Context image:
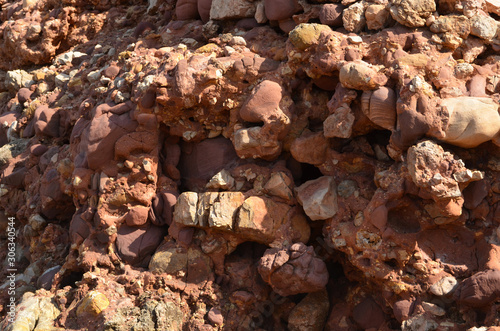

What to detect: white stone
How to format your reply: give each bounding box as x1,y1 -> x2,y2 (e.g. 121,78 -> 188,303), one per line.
470,15 -> 498,40
210,0 -> 257,20
296,176 -> 338,221
429,276 -> 458,296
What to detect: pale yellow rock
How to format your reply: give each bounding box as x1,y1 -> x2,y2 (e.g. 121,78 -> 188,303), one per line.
435,97 -> 500,148
173,192 -> 199,226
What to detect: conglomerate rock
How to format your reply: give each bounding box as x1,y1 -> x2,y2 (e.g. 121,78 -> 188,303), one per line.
0,0 -> 500,330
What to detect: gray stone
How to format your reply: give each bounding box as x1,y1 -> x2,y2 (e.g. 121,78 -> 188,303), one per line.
429,276 -> 458,296
210,0 -> 256,20
5,70 -> 33,91
470,15 -> 497,40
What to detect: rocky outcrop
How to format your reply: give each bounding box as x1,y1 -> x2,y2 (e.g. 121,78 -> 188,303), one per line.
1,0 -> 500,330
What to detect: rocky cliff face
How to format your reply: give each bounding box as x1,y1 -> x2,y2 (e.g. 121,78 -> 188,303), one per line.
0,0 -> 500,330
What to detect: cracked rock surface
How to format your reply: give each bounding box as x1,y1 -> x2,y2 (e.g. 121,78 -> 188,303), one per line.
1,0 -> 500,330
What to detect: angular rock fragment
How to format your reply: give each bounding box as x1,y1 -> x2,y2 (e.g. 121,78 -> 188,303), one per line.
258,243 -> 329,296
296,176 -> 338,221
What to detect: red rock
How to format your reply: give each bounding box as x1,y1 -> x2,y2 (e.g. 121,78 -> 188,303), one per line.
116,224 -> 166,267
352,298 -> 385,329
258,243 -> 329,296
179,137 -> 239,191
264,0 -> 300,21
176,0 -> 200,20
198,0 -> 212,22
103,65 -> 120,79
34,105 -> 60,138
17,87 -> 32,104
456,270 -> 500,307
319,4 -> 344,27
207,307 -> 223,325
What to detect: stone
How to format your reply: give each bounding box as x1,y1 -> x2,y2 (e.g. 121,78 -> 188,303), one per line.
353,298 -> 385,329
470,15 -> 497,40
390,0 -> 435,27
486,0 -> 500,15
149,242 -> 189,275
207,307 -> 224,325
55,73 -> 70,87
319,4 -> 344,27
432,97 -> 500,148
430,15 -> 470,39
115,224 -> 166,267
263,172 -> 294,200
296,176 -> 338,221
176,0 -> 199,20
365,4 -> 390,30
342,2 -> 366,33
429,276 -> 458,296
210,0 -> 257,20
236,196 -> 297,243
173,192 -> 199,226
288,290 -> 329,331
290,130 -> 328,165
7,294 -> 60,331
206,169 -> 235,190
456,270 -> 500,307
77,291 -> 110,317
422,302 -> 446,316
264,0 -> 299,21
5,70 -> 32,91
339,61 -> 387,90
323,107 -> 355,138
289,23 -> 332,51
258,243 -> 329,296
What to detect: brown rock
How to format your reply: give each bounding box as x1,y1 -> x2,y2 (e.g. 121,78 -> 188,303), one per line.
352,298 -> 385,329
319,4 -> 344,27
258,243 -> 329,296
288,290 -> 330,331
176,0 -> 200,20
264,0 -> 300,21
290,130 -> 328,165
339,61 -> 387,90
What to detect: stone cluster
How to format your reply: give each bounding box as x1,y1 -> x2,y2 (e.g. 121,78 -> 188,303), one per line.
0,0 -> 500,330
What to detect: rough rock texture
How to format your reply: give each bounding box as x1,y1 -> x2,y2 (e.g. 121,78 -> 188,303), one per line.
1,0 -> 500,330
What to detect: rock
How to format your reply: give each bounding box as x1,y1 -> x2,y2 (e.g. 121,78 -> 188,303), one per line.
429,276 -> 458,296
296,176 -> 338,221
210,0 -> 257,20
149,241 -> 188,275
179,137 -> 239,191
0,139 -> 29,167
319,4 -> 344,27
430,15 -> 470,39
198,0 -> 213,22
431,97 -> 500,148
206,169 -> 235,190
422,302 -> 446,316
402,314 -> 438,331
207,307 -> 224,325
55,73 -> 70,87
323,107 -> 355,138
37,266 -> 61,290
361,87 -> 397,130
264,0 -> 300,21
176,0 -> 199,20
353,298 -> 385,329
456,270 -> 500,307
5,70 -> 32,92
339,61 -> 387,90
290,130 -> 328,165
407,140 -> 481,201
342,2 -> 366,33
486,0 -> 500,15
390,0 -> 436,27
7,293 -> 60,331
116,224 -> 166,267
236,196 -> 306,243
76,291 -> 110,316
289,23 -> 332,51
365,4 -> 390,30
393,300 -> 414,322
258,243 -> 329,296
288,290 -> 330,331
469,15 -> 497,40
263,172 -> 294,200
